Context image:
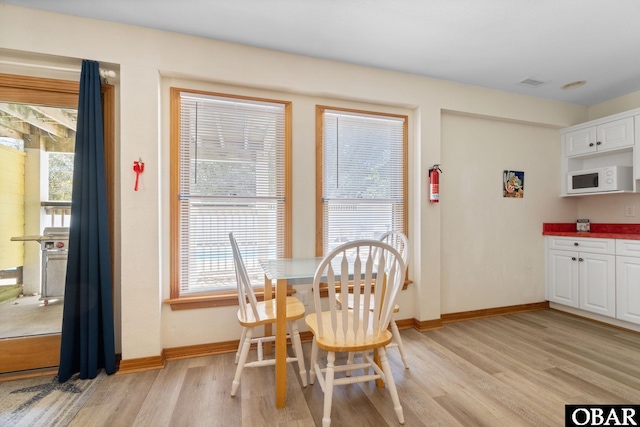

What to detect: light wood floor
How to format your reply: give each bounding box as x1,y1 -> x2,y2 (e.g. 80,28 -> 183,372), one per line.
68,309 -> 640,426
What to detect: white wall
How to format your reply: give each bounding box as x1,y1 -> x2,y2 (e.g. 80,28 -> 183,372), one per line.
589,90 -> 640,121
575,194 -> 640,224
0,4 -> 589,361
440,113 -> 578,313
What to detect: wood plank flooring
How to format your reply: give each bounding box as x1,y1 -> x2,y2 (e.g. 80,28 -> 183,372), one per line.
68,309 -> 640,426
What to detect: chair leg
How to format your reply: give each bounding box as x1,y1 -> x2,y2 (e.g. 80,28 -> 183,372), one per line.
289,320 -> 307,387
231,327 -> 253,397
359,350 -> 371,376
378,346 -> 404,424
322,351 -> 336,427
346,352 -> 355,376
390,317 -> 408,369
309,337 -> 319,385
235,327 -> 247,364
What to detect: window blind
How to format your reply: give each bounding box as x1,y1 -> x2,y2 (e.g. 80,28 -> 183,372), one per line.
321,109 -> 406,255
178,92 -> 286,294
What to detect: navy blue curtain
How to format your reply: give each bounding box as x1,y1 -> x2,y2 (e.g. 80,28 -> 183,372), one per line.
58,60 -> 116,382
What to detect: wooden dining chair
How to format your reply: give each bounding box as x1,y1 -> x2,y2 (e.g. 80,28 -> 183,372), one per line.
306,239 -> 406,427
337,231 -> 410,369
228,232 -> 307,397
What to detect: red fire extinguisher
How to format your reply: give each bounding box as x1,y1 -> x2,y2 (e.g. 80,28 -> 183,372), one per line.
428,164 -> 442,203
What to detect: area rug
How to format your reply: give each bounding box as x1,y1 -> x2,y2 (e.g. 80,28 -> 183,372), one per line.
0,372 -> 105,426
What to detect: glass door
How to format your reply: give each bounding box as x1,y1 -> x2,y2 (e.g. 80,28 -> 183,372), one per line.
0,73 -> 114,375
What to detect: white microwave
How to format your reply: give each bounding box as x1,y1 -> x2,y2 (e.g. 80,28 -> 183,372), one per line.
567,165 -> 633,194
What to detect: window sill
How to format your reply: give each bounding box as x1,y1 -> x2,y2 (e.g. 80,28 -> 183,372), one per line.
165,280 -> 411,310
165,287 -> 297,311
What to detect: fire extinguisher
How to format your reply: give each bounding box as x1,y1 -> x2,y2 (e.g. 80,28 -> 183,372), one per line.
428,164 -> 442,203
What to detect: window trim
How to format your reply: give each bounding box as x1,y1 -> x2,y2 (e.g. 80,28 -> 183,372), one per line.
315,105 -> 409,256
167,87 -> 292,309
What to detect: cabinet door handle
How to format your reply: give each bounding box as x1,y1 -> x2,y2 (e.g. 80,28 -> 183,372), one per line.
572,257 -> 577,261
574,242 -> 579,246
589,143 -> 594,147
579,258 -> 584,262
596,141 -> 602,145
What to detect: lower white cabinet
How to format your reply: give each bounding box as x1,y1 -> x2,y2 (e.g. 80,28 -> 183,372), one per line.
616,240 -> 640,324
578,252 -> 615,317
546,237 -> 616,318
547,249 -> 578,307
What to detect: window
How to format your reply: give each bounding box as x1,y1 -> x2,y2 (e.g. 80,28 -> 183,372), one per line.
316,106 -> 407,256
44,151 -> 74,227
0,101 -> 78,227
48,152 -> 74,201
170,88 -> 291,303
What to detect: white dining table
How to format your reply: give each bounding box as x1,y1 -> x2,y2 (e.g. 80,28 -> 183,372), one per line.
260,257 -> 323,408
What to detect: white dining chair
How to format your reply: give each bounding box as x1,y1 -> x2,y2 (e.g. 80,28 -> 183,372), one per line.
306,239 -> 406,427
376,231 -> 410,368
337,231 -> 410,369
229,232 -> 307,397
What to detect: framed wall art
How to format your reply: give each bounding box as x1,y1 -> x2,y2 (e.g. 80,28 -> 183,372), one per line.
503,170 -> 524,198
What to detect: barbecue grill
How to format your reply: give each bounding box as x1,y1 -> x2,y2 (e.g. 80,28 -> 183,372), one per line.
40,227 -> 69,304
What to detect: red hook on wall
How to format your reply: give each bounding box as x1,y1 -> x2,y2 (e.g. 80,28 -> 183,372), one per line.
133,158 -> 144,191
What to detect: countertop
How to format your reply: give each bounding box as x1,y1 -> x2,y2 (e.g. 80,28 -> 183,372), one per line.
543,223 -> 640,240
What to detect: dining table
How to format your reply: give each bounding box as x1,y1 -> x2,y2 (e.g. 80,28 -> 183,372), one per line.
260,257 -> 323,408
260,255 -> 388,408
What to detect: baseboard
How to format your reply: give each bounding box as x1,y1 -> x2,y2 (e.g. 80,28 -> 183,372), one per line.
117,352 -> 166,375
441,301 -> 549,324
164,341 -> 239,361
393,318 -> 417,330
299,331 -> 314,342
115,302 -> 549,374
165,331 -> 316,361
405,318 -> 443,332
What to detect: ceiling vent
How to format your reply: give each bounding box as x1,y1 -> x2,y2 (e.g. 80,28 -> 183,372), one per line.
517,77 -> 548,88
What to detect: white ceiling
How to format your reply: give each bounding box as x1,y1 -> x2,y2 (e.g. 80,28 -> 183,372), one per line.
4,0 -> 640,106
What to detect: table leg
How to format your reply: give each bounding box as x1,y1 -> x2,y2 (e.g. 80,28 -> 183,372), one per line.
275,277 -> 287,408
374,349 -> 385,387
264,275 -> 273,355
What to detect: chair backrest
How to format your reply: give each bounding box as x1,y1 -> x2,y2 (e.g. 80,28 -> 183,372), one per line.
378,231 -> 410,267
229,232 -> 260,321
311,239 -> 406,342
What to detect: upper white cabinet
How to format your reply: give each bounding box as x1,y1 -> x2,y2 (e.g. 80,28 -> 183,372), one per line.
564,117 -> 634,157
560,108 -> 640,196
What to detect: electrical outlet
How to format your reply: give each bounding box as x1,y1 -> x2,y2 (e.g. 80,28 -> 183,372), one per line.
299,290 -> 309,306
626,205 -> 636,217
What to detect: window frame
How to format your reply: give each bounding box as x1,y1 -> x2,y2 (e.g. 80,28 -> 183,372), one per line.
315,104 -> 408,257
167,87 -> 292,310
